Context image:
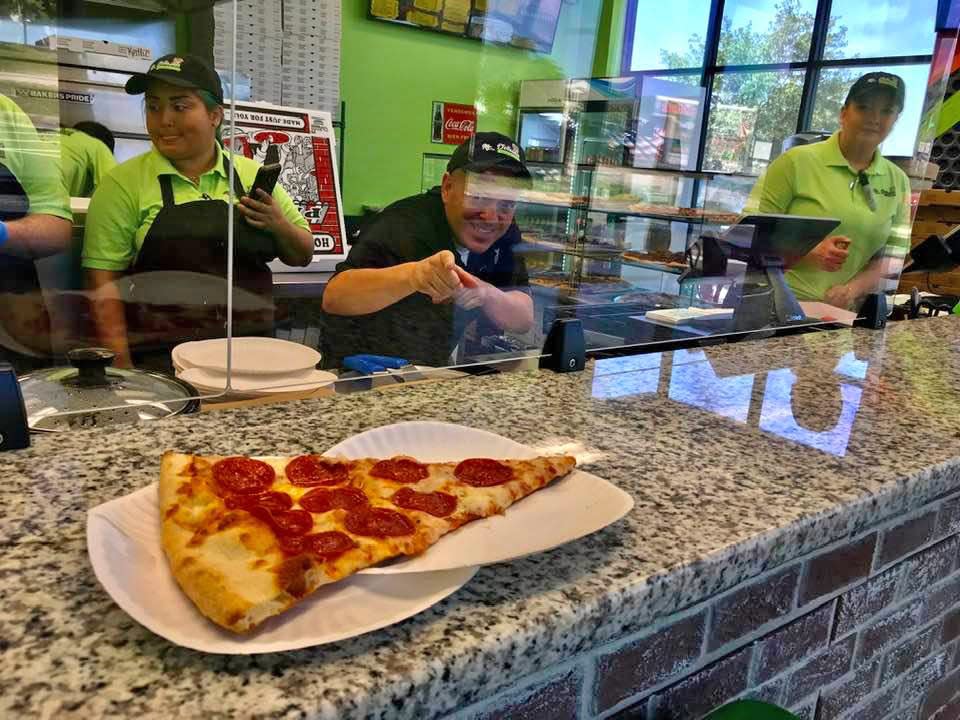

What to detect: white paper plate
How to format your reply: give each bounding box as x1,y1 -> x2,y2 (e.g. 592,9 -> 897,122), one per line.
86,486 -> 477,654
172,337 -> 321,376
324,421 -> 634,575
177,366 -> 337,396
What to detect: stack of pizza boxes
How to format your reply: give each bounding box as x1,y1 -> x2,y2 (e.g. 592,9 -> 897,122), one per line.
213,1 -> 283,105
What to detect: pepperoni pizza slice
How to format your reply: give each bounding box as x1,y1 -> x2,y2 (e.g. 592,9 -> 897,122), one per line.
159,451 -> 576,633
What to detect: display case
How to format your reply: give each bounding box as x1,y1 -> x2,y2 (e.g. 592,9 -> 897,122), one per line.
511,76 -> 761,349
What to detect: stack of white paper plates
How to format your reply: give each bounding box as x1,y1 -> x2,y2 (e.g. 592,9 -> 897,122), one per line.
173,338 -> 333,398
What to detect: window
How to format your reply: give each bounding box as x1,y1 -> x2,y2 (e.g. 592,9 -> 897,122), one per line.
828,0 -> 938,59
705,70 -> 805,174
621,0 -> 938,174
626,0 -> 712,72
718,0 -> 818,65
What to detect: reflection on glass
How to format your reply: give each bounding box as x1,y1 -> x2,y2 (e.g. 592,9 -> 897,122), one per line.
718,0 -> 817,65
628,0 -> 712,72
705,70 -> 806,175
811,64 -> 931,157
759,368 -> 862,457
834,351 -> 868,381
828,0 -> 937,59
590,353 -> 662,399
668,349 -> 754,423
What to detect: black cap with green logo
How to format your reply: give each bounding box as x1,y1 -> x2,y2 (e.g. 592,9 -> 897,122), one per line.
125,53 -> 224,104
447,132 -> 531,179
844,72 -> 905,111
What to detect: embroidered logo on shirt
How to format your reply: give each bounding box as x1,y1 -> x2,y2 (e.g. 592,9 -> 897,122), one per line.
875,186 -> 896,197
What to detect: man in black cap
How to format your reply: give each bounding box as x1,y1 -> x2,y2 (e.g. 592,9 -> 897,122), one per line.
321,131 -> 533,368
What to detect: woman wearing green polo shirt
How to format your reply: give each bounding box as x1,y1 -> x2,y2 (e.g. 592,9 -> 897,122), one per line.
82,54 -> 313,368
747,72 -> 912,311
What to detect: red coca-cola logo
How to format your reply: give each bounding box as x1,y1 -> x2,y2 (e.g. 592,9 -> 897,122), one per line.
435,102 -> 477,145
445,119 -> 475,132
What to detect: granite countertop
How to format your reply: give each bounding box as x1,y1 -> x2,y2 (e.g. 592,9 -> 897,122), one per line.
3,318 -> 960,719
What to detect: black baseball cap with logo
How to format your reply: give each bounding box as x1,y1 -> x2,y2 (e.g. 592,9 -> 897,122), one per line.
447,132 -> 531,180
125,53 -> 224,104
844,72 -> 905,111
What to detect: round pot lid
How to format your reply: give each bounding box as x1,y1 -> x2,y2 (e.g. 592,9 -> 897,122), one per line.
19,348 -> 198,431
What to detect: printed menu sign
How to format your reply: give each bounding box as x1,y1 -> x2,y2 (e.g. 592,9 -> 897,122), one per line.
431,101 -> 477,145
223,102 -> 347,267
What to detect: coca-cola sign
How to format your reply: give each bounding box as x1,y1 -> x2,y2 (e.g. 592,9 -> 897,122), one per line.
431,101 -> 477,145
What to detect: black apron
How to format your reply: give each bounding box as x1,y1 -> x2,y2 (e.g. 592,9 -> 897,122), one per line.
125,160 -> 278,364
0,162 -> 53,371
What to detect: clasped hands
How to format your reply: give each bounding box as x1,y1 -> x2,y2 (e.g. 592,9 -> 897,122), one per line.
410,250 -> 489,309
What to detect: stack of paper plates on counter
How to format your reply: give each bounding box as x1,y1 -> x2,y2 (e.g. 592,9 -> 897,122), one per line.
172,337 -> 335,398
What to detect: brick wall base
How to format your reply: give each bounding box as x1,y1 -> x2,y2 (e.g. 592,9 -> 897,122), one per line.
453,490 -> 960,720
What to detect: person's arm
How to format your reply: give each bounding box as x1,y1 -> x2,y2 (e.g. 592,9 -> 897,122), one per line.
825,174 -> 912,309
236,188 -> 314,266
81,172 -> 139,366
1,214 -> 71,259
454,275 -> 534,333
86,268 -> 133,367
323,250 -> 476,316
0,100 -> 72,257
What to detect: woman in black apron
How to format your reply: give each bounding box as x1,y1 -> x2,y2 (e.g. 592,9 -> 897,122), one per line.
83,55 -> 313,371
122,154 -> 281,370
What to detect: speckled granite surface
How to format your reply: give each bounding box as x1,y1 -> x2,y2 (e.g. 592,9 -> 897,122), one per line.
3,318 -> 960,719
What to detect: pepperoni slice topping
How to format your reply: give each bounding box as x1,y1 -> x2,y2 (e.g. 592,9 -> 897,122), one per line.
454,458 -> 514,487
285,455 -> 352,487
250,507 -> 313,537
370,458 -> 429,484
391,488 -> 457,518
344,507 -> 415,537
280,531 -> 356,559
225,491 -> 293,513
305,531 -> 356,558
299,486 -> 369,513
212,457 -> 275,495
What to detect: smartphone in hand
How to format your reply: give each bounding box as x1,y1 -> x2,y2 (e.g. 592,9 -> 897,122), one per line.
248,162 -> 281,199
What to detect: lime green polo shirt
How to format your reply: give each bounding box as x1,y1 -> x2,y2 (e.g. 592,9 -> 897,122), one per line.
82,145 -> 310,271
746,132 -> 911,301
0,93 -> 71,221
59,127 -> 117,198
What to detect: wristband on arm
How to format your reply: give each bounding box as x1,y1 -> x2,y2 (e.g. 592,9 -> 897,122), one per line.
0,220 -> 8,248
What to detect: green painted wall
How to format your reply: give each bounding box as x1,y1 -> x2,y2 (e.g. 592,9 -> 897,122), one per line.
592,0 -> 629,77
340,1 -> 602,215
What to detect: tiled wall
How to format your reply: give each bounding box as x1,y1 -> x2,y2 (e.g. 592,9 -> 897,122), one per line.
451,491 -> 960,720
